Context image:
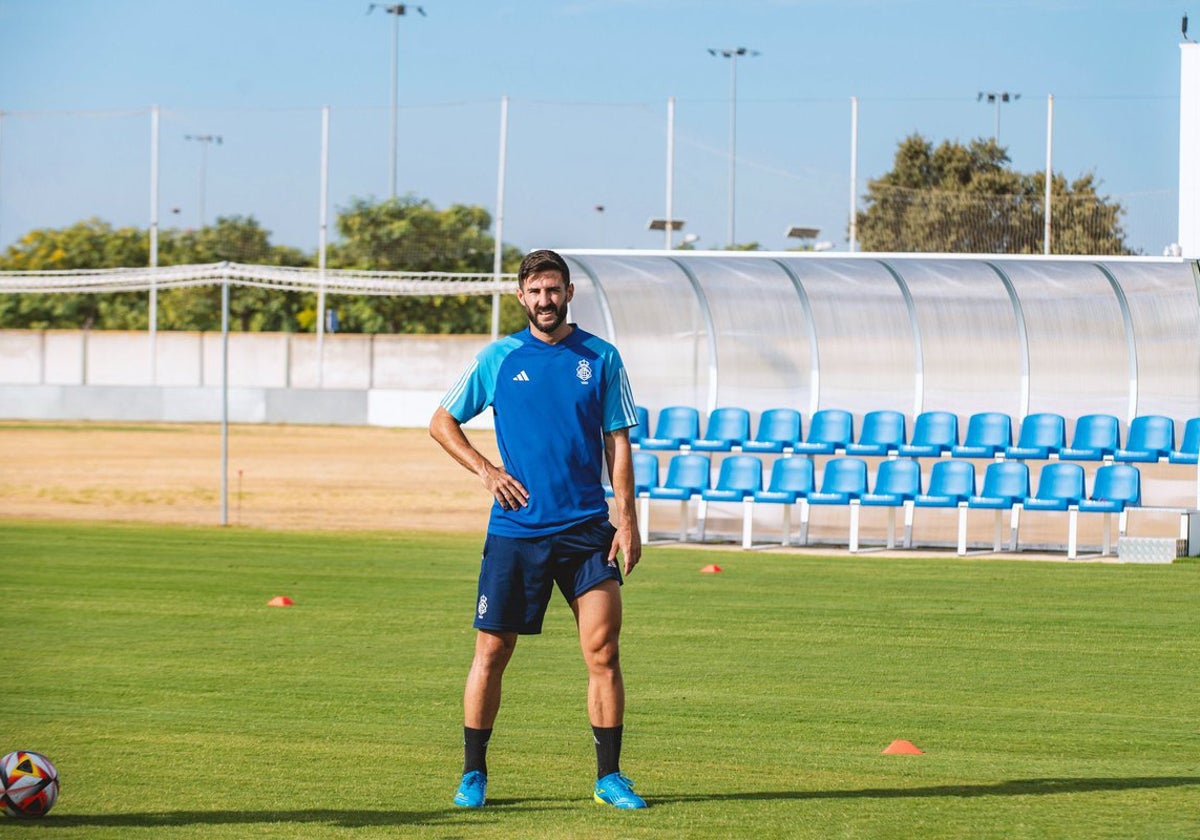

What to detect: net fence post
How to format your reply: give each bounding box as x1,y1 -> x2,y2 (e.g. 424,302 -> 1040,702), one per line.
220,264 -> 230,527
491,95 -> 509,341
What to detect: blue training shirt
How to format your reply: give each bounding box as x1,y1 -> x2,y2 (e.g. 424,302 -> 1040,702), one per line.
440,325 -> 639,538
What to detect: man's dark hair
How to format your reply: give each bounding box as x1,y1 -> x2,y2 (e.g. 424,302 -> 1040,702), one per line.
518,249 -> 571,288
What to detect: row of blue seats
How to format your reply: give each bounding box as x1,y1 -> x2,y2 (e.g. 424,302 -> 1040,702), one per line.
628,406 -> 1200,464
623,451 -> 1141,559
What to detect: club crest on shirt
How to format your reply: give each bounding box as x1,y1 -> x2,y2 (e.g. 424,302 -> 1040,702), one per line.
576,359 -> 593,384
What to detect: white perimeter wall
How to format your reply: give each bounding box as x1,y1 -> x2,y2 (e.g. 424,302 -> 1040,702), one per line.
0,330 -> 493,429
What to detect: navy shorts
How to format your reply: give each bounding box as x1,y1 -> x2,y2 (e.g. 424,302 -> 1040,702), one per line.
474,518 -> 623,635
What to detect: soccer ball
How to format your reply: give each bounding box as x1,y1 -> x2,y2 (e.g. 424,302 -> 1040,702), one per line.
1,751 -> 60,818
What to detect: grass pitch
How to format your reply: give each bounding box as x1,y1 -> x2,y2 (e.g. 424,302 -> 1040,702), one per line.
3,520 -> 1199,839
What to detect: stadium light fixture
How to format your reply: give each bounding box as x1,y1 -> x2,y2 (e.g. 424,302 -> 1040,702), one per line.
368,4 -> 426,200
648,218 -> 685,249
977,91 -> 1021,144
708,47 -> 760,247
183,134 -> 223,229
785,225 -> 821,240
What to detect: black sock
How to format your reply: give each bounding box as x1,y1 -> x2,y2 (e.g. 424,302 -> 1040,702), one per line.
463,727 -> 492,776
592,725 -> 623,779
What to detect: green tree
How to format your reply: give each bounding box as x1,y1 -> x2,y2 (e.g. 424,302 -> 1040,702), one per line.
0,218 -> 150,329
325,195 -> 525,334
856,134 -> 1131,255
156,216 -> 311,332
0,216 -> 312,331
0,200 -> 528,334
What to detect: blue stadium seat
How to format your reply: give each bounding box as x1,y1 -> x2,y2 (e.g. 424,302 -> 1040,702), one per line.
808,457 -> 869,505
1004,412 -> 1066,460
742,408 -> 803,454
858,458 -> 923,549
1022,462 -> 1086,512
633,451 -> 659,495
646,453 -> 711,541
700,454 -> 763,503
914,460 -> 976,507
958,461 -> 1030,554
605,450 -> 659,544
951,412 -> 1012,458
627,405 -> 650,448
751,456 -> 815,546
807,457 -> 868,549
1114,415 -> 1175,463
1016,462 -> 1086,553
1059,414 -> 1121,461
698,454 -> 763,545
845,410 -> 908,457
639,406 -> 700,451
861,458 -> 923,507
911,460 -> 976,550
690,406 -> 751,452
1168,417 -> 1200,465
604,450 -> 658,497
1079,463 -> 1142,513
897,411 -> 959,457
792,409 -> 854,456
1075,464 -> 1142,558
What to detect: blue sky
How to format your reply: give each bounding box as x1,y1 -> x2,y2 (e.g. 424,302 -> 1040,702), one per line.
0,0 -> 1189,255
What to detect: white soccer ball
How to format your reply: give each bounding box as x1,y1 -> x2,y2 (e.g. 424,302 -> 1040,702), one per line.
1,750 -> 60,818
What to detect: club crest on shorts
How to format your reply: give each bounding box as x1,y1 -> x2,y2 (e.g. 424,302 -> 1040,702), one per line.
477,595 -> 488,618
576,359 -> 593,384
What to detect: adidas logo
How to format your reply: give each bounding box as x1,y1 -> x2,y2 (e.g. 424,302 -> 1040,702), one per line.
512,370 -> 530,382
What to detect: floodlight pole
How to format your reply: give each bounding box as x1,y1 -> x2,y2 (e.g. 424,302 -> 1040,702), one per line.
317,105 -> 331,387
710,47 -> 759,247
978,90 -> 1020,144
491,94 -> 509,340
849,95 -> 859,253
1044,94 -> 1054,255
220,269 -> 230,527
389,8 -> 399,199
149,105 -> 160,382
373,4 -> 425,201
665,96 -> 676,249
149,107 -> 160,269
184,133 -> 222,228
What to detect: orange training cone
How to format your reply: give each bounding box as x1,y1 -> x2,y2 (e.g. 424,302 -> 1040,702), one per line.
882,739 -> 924,755
699,564 -> 723,574
267,596 -> 295,607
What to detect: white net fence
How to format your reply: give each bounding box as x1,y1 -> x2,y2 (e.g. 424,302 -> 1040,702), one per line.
0,262 -> 516,295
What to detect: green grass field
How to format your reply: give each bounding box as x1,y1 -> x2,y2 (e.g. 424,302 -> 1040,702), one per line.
3,520 -> 1199,839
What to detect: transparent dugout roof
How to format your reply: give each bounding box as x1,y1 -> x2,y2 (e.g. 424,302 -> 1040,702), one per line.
562,251 -> 1200,426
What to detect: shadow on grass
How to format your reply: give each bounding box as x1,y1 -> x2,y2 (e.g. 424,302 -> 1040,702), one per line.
35,799 -> 571,829
30,777 -> 1200,827
655,775 -> 1200,804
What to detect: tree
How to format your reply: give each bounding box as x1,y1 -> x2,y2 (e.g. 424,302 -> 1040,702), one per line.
0,216 -> 312,331
0,218 -> 151,329
0,198 -> 528,334
856,134 -> 1131,255
325,195 -> 525,334
156,216 -> 311,332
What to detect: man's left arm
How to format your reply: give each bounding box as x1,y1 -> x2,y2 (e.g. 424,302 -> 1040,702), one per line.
604,427 -> 641,575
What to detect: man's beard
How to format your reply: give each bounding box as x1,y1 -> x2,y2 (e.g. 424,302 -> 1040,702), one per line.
524,300 -> 568,334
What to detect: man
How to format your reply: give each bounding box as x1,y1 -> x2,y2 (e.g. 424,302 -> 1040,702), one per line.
429,248 -> 646,810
